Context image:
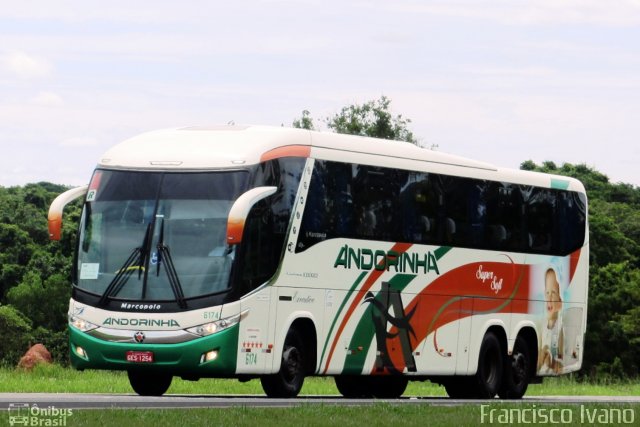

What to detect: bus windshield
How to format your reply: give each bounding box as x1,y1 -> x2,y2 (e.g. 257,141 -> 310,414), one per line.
76,170 -> 249,304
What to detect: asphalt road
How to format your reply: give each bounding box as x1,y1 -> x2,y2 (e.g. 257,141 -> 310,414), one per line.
1,394 -> 639,410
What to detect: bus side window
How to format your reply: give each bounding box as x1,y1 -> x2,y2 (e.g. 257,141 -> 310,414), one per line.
438,175 -> 468,245
329,163 -> 355,236
565,191 -> 587,253
297,161 -> 332,252
351,166 -> 407,242
237,158 -> 304,292
400,173 -> 437,245
526,188 -> 555,252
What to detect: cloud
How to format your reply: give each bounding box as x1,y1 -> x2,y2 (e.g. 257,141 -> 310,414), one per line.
391,0 -> 640,27
31,91 -> 64,107
1,51 -> 53,78
59,137 -> 100,148
468,67 -> 556,78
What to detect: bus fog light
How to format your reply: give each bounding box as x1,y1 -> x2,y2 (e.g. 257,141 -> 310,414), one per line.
75,346 -> 88,359
201,350 -> 218,363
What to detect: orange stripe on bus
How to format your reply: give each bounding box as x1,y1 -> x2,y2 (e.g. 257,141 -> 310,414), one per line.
260,145 -> 310,162
48,212 -> 62,241
226,218 -> 246,244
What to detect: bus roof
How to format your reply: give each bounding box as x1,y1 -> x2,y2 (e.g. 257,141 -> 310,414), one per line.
98,125 -> 586,193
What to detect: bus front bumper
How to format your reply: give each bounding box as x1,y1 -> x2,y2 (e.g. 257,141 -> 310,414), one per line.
69,324 -> 239,376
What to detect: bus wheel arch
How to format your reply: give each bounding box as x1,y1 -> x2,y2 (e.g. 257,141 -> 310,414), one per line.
474,326 -> 506,398
261,317 -> 317,397
289,317 -> 318,375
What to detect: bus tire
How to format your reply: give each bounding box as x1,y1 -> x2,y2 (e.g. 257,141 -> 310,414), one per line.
443,377 -> 474,399
335,376 -> 373,398
335,375 -> 408,398
127,370 -> 172,396
498,335 -> 530,399
472,331 -> 504,398
370,376 -> 408,398
261,329 -> 305,398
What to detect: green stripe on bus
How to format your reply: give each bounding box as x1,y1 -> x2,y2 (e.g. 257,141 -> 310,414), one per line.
551,178 -> 570,190
318,271 -> 368,370
434,246 -> 452,260
340,273 -> 416,375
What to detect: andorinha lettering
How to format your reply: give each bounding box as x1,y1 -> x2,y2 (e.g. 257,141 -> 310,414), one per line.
334,244 -> 439,274
103,317 -> 180,327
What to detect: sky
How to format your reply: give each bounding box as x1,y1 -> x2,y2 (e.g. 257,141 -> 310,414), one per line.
1,0 -> 639,187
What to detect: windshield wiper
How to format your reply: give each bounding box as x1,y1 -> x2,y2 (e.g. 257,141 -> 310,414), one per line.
98,222 -> 152,306
156,218 -> 187,309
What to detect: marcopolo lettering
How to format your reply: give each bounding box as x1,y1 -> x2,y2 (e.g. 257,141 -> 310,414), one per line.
120,303 -> 162,310
334,244 -> 439,275
103,317 -> 180,327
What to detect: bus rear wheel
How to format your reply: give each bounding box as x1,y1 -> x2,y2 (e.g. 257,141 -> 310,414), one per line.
128,370 -> 172,396
472,331 -> 504,398
443,377 -> 474,399
335,375 -> 408,398
369,376 -> 408,398
498,335 -> 530,399
335,376 -> 372,398
261,330 -> 305,397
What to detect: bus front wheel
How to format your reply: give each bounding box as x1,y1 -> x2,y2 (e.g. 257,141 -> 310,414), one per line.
128,370 -> 172,396
261,330 -> 305,397
335,375 -> 408,398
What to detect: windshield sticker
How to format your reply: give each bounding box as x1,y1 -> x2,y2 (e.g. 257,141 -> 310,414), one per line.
80,263 -> 99,280
86,171 -> 102,201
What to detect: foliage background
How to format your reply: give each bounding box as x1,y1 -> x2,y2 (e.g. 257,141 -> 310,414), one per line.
0,100 -> 638,380
0,183 -> 81,365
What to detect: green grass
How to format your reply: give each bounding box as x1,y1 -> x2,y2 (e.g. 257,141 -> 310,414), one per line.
1,364 -> 639,396
2,366 -> 639,427
3,403 -> 640,427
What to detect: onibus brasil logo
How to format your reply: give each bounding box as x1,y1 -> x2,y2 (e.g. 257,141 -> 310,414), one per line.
8,403 -> 73,426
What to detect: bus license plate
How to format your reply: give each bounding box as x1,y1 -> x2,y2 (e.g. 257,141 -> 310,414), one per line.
126,351 -> 154,363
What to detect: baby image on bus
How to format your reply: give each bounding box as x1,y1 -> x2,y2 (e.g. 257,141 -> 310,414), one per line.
530,256 -> 585,376
538,267 -> 564,374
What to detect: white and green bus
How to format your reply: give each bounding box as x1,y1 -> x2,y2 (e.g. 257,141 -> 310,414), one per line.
49,125 -> 588,398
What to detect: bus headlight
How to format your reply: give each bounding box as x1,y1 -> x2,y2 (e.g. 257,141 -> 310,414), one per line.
187,313 -> 241,337
69,315 -> 99,332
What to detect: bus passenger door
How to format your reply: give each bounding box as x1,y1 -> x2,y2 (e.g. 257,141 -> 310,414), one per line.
237,287 -> 273,374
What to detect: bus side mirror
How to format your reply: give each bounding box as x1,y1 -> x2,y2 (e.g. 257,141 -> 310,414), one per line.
48,185 -> 88,241
226,186 -> 277,245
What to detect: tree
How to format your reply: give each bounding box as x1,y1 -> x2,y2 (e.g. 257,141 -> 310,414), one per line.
0,304 -> 32,366
0,224 -> 33,300
521,160 -> 640,378
585,263 -> 640,377
292,110 -> 315,130
292,96 -> 417,143
0,183 -> 79,365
